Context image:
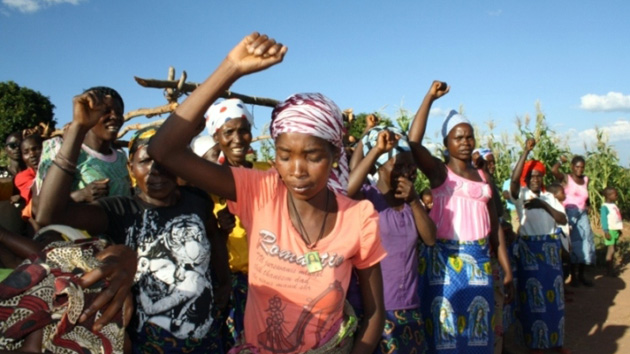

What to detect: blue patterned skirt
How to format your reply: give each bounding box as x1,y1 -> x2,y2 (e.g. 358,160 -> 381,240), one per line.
422,239 -> 495,354
513,234 -> 565,349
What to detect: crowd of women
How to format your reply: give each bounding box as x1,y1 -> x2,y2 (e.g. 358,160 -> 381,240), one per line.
0,32 -> 611,354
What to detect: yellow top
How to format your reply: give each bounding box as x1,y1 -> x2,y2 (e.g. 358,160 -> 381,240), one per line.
213,161 -> 271,273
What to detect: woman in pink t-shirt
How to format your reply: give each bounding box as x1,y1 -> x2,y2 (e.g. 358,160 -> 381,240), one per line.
407,81 -> 514,354
149,33 -> 387,354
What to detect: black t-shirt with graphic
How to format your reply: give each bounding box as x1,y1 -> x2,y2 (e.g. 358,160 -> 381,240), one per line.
98,186 -> 216,340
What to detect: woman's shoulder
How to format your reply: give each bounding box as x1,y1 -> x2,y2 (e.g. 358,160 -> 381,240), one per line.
336,191 -> 377,218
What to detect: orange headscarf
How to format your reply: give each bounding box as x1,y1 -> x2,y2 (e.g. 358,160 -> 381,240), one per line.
520,160 -> 546,187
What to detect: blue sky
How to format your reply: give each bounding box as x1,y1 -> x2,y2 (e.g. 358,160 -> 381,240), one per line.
2,1 -> 629,164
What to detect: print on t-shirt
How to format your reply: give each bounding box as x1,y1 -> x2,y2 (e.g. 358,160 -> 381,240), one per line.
132,212 -> 213,339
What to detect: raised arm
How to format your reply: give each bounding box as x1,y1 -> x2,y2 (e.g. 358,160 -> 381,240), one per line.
510,138 -> 535,200
148,33 -> 287,202
347,130 -> 398,198
408,81 -> 449,186
550,155 -> 568,182
35,92 -> 111,235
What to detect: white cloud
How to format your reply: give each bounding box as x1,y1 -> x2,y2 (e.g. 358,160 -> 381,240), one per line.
2,0 -> 83,13
579,92 -> 630,112
568,119 -> 630,151
429,107 -> 448,118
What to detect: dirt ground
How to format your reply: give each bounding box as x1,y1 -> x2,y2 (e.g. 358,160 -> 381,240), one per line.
562,222 -> 630,354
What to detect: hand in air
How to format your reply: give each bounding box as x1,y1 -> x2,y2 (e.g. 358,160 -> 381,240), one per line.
525,137 -> 536,152
72,90 -> 112,129
428,80 -> 450,100
226,32 -> 288,76
376,129 -> 400,154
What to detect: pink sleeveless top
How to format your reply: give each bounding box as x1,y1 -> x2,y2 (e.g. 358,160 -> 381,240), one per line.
563,175 -> 589,210
429,166 -> 492,241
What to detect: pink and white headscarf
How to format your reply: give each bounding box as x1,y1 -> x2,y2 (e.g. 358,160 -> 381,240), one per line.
270,93 -> 348,195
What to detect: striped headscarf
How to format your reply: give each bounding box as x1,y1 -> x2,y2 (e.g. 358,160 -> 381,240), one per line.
270,93 -> 348,195
361,126 -> 411,169
473,147 -> 493,160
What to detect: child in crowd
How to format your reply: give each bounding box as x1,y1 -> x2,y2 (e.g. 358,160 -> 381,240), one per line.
34,86 -> 131,206
420,188 -> 433,212
347,126 -> 436,353
149,32 -> 387,354
510,138 -> 570,354
601,186 -> 623,276
407,80 -> 513,353
35,89 -> 231,353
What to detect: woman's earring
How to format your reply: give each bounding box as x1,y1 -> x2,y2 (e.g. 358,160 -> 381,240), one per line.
332,161 -> 339,168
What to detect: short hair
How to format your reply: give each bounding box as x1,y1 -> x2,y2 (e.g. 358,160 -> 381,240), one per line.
546,182 -> 564,196
83,86 -> 124,112
21,134 -> 43,147
571,155 -> 585,165
603,186 -> 617,197
421,188 -> 432,197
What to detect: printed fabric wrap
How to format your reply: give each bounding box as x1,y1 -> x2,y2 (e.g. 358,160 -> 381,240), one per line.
205,98 -> 254,136
512,233 -> 565,349
566,207 -> 596,265
0,239 -> 125,353
375,308 -> 427,354
422,239 -> 495,354
270,93 -> 348,195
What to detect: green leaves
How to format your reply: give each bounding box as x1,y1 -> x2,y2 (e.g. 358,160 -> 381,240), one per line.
0,81 -> 56,145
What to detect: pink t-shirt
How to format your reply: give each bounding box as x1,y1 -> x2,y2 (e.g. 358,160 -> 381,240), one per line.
563,175 -> 589,210
429,166 -> 492,241
227,167 -> 386,354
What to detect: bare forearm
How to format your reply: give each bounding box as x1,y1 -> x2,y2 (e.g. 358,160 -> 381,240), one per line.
408,93 -> 435,143
410,199 -> 436,246
347,147 -> 381,197
36,123 -> 89,226
510,149 -> 529,200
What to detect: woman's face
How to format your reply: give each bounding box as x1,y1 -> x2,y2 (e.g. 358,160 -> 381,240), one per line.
130,145 -> 177,203
214,118 -> 252,166
571,161 -> 585,177
21,139 -> 42,170
274,132 -> 338,202
379,151 -> 417,192
90,95 -> 124,142
5,134 -> 22,161
446,123 -> 475,161
527,170 -> 544,193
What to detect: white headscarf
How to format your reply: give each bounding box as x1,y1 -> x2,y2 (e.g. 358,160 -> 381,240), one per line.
204,98 -> 253,136
441,109 -> 471,139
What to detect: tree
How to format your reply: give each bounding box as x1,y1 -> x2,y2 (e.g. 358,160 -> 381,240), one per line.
0,81 -> 56,146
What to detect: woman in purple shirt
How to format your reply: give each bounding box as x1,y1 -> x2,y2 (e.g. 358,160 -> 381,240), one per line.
348,126 -> 436,354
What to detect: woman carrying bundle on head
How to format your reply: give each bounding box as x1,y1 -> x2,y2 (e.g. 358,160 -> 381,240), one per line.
148,33 -> 387,354
510,138 -> 570,354
407,80 -> 514,354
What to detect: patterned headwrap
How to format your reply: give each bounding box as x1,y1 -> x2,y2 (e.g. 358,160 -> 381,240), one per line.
473,147 -> 493,159
204,98 -> 253,136
270,93 -> 348,195
361,126 -> 411,169
128,126 -> 159,187
442,109 -> 471,139
521,160 -> 546,187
